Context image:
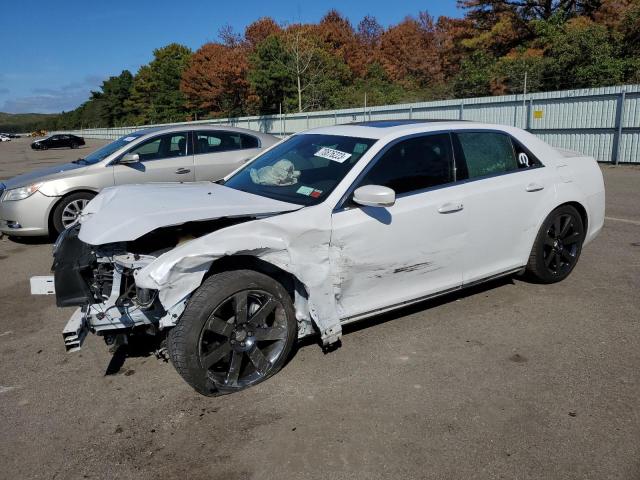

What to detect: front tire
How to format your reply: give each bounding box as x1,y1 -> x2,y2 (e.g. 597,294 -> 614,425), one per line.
51,192 -> 95,235
167,270 -> 298,396
526,205 -> 585,284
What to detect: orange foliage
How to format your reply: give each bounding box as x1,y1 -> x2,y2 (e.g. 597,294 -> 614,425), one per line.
378,14 -> 443,87
245,17 -> 282,47
180,43 -> 253,115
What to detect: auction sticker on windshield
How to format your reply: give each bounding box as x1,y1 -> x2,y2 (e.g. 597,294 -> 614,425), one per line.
123,136 -> 137,142
314,147 -> 352,163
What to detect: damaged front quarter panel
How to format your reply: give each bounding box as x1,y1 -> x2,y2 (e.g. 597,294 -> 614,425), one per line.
134,205 -> 343,345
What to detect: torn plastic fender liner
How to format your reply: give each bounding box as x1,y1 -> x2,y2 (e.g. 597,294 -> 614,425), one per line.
134,211 -> 342,345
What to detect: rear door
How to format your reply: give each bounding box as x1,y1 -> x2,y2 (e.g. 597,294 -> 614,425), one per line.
48,135 -> 62,148
193,130 -> 261,181
113,131 -> 195,184
453,130 -> 552,283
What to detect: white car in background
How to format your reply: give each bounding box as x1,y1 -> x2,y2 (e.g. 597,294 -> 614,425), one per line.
41,120 -> 605,396
0,135 -> 11,142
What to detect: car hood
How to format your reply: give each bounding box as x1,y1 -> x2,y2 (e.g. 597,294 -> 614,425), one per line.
1,162 -> 87,189
78,182 -> 304,245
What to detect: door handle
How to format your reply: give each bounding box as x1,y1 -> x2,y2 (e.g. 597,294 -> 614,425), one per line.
438,202 -> 464,214
525,183 -> 544,192
175,168 -> 191,174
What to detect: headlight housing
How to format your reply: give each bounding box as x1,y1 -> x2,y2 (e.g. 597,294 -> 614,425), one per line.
1,182 -> 44,201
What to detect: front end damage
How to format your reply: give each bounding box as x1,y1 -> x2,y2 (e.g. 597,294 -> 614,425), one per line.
53,227 -> 186,351
52,220 -> 247,352
43,181 -> 345,356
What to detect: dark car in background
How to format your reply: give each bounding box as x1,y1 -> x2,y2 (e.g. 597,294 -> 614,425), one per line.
31,134 -> 85,150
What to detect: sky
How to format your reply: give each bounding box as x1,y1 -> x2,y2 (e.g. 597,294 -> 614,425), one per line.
0,0 -> 462,114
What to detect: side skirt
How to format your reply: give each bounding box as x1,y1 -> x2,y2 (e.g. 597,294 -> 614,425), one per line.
339,266 -> 525,327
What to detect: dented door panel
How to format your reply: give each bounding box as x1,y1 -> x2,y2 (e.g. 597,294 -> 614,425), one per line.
330,185 -> 467,319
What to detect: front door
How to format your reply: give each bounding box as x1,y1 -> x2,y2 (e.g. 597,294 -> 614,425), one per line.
330,133 -> 467,320
113,131 -> 195,184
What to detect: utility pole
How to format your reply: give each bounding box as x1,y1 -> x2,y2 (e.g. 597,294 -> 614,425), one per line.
522,71 -> 528,129
364,92 -> 367,122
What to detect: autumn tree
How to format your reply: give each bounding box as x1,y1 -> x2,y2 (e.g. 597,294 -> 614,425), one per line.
37,5 -> 640,127
459,0 -> 604,24
357,15 -> 384,47
181,43 -> 253,118
244,17 -> 282,47
378,14 -> 443,90
315,10 -> 361,75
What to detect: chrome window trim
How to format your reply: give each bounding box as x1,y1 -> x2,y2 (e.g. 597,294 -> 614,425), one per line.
111,131 -> 191,165
333,128 -> 545,213
192,130 -> 262,156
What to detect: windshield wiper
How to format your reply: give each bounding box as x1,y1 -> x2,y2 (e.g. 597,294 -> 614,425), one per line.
72,158 -> 88,165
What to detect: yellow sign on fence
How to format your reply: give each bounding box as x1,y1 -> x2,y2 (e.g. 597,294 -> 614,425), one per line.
533,110 -> 544,119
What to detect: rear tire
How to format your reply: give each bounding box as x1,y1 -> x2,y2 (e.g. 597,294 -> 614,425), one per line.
526,205 -> 585,284
167,270 -> 298,396
51,192 -> 95,235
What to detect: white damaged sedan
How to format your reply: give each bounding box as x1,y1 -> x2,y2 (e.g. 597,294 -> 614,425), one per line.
40,120 -> 605,396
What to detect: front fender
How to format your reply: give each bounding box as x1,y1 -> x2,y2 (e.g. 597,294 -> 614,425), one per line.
134,212 -> 342,345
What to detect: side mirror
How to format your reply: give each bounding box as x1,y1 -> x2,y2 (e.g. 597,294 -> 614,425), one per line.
353,185 -> 396,208
120,153 -> 140,164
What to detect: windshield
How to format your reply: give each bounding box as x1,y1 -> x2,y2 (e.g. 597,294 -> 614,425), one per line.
224,134 -> 377,206
80,133 -> 145,165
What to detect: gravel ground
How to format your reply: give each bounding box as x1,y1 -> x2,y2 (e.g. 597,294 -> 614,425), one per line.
0,136 -> 639,480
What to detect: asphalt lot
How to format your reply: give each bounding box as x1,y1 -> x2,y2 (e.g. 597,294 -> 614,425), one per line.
0,136 -> 639,480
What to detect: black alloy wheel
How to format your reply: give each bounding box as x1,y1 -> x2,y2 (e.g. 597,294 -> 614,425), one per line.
198,289 -> 289,389
526,205 -> 585,283
167,270 -> 297,396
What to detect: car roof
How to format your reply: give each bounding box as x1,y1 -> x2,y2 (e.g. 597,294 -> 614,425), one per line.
131,124 -> 275,138
300,120 -> 507,140
350,119 -> 469,128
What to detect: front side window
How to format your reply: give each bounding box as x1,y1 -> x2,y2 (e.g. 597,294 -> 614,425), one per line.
358,133 -> 454,195
129,133 -> 187,161
225,134 -> 377,206
82,133 -> 145,165
195,131 -> 244,154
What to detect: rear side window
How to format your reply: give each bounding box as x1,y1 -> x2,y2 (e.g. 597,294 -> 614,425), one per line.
240,134 -> 259,149
195,131 -> 243,154
359,133 -> 454,195
454,132 -> 517,179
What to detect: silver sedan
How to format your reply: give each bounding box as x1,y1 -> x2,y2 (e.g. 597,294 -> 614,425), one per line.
0,125 -> 278,237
